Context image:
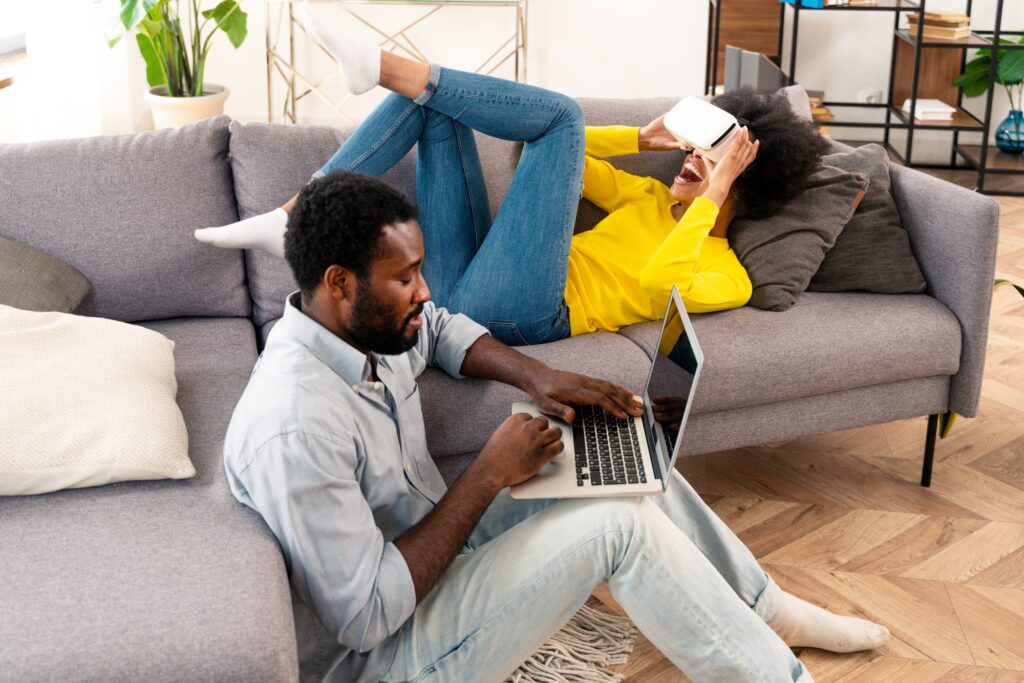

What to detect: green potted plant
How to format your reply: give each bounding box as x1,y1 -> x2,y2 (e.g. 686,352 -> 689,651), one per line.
109,0 -> 248,129
954,36 -> 1024,153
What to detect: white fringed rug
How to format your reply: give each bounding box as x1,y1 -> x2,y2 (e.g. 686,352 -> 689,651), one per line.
507,604 -> 638,683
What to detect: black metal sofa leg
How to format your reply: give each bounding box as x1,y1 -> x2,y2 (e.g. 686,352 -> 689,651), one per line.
921,414 -> 939,488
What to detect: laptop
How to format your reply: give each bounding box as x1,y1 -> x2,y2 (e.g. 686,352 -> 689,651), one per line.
511,286 -> 704,499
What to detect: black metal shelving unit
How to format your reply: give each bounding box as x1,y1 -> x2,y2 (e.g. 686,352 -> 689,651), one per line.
707,0 -> 1023,196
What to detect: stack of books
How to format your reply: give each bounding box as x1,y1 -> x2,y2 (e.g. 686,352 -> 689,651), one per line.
807,90 -> 833,135
901,98 -> 957,122
906,11 -> 971,40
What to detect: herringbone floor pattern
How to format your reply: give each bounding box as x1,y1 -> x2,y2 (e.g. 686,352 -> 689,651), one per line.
600,190 -> 1024,682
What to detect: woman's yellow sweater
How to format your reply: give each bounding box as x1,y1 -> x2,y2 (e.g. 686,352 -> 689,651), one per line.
564,126 -> 753,336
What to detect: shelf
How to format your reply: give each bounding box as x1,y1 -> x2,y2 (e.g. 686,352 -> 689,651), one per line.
815,103 -> 895,129
895,29 -> 991,48
812,103 -> 984,130
779,0 -> 921,12
956,144 -> 1024,174
889,104 -> 984,130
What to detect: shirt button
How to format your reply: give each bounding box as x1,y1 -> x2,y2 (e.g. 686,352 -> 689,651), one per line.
351,384 -> 359,392
405,464 -> 412,475
374,381 -> 382,390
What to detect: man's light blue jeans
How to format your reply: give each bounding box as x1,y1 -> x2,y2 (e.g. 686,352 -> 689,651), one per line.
315,66 -> 578,346
380,470 -> 813,683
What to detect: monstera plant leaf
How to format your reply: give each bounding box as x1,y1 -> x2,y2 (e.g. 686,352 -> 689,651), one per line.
954,37 -> 1024,99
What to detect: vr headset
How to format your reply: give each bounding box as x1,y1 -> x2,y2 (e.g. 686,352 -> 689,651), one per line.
663,97 -> 745,163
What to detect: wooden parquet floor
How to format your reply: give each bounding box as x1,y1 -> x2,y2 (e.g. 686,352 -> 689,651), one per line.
598,192 -> 1024,682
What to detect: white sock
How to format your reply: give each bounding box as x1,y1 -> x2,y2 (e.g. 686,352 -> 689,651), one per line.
194,208 -> 288,259
767,590 -> 890,653
297,0 -> 381,95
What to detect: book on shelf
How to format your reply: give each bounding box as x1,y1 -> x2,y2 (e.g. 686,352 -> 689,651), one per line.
811,108 -> 835,121
921,11 -> 970,26
901,98 -> 956,121
906,16 -> 971,40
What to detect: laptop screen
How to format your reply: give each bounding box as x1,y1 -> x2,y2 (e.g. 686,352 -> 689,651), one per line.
641,291 -> 704,485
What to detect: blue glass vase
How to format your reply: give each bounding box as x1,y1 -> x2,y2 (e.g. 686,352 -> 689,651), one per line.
995,110 -> 1024,154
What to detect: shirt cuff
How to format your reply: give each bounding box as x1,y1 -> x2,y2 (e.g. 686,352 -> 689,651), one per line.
380,542 -> 417,631
434,314 -> 489,379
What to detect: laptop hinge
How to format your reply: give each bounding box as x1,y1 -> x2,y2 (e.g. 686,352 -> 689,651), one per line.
642,414 -> 663,482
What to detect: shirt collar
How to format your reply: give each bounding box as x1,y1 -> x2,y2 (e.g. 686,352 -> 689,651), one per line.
279,291 -> 374,386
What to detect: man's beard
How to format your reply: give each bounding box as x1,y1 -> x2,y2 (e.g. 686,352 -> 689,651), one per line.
348,280 -> 423,355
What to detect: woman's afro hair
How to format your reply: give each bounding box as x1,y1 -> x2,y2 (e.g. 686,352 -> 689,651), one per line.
711,87 -> 830,219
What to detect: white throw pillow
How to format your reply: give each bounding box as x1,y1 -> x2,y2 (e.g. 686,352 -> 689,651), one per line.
0,305 -> 194,495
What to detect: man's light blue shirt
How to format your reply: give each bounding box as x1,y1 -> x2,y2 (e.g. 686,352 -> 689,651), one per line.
223,292 -> 487,683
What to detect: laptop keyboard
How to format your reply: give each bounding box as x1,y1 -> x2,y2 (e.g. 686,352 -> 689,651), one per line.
572,404 -> 647,487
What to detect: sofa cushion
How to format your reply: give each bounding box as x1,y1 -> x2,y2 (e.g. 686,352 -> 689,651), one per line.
809,143 -> 928,294
730,165 -> 869,311
229,120 -> 417,330
0,236 -> 91,312
618,292 -> 961,415
0,117 -> 249,322
0,317 -> 296,682
418,331 -> 653,458
0,306 -> 193,495
433,374 -> 950,483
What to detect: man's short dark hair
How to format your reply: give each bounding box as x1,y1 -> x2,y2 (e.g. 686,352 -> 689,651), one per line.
284,171 -> 419,292
712,87 -> 830,219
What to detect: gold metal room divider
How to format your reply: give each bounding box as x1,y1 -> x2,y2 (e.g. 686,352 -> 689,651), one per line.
265,0 -> 529,124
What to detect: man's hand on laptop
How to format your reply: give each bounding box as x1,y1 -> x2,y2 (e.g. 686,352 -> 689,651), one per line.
525,369 -> 643,424
476,413 -> 565,489
458,333 -> 641,423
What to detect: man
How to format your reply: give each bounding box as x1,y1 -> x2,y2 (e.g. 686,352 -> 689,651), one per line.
223,172 -> 887,683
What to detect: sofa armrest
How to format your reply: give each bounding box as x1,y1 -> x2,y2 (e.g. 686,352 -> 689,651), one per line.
890,164 -> 1000,417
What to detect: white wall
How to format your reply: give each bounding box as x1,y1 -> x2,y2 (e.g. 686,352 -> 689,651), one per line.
2,0 -> 1022,155
0,0 -> 147,143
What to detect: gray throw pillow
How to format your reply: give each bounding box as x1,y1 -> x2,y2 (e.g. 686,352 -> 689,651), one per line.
730,165 -> 869,312
0,236 -> 91,313
809,144 -> 927,294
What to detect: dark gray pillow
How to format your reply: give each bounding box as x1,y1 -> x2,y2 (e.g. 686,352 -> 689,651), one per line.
0,236 -> 91,313
809,144 -> 927,294
730,165 -> 869,312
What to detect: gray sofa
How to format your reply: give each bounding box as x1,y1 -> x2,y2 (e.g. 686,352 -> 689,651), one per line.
0,95 -> 999,681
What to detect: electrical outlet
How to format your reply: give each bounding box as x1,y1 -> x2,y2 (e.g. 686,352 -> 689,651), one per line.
859,88 -> 883,105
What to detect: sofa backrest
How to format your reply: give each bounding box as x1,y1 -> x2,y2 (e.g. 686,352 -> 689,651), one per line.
230,98 -> 688,337
0,116 -> 249,322
231,88 -> 812,339
228,120 -> 417,333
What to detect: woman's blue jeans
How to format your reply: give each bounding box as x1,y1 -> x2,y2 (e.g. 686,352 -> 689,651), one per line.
314,66 -> 581,346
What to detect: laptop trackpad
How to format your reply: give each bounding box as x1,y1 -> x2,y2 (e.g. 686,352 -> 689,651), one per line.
511,401 -> 572,469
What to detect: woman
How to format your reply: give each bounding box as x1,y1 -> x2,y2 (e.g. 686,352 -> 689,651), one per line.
196,3 -> 827,347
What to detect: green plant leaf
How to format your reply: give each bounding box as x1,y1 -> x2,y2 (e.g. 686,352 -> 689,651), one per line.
953,56 -> 992,95
118,0 -> 161,31
135,32 -> 166,88
202,0 -> 248,48
995,278 -> 1024,298
998,49 -> 1024,86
